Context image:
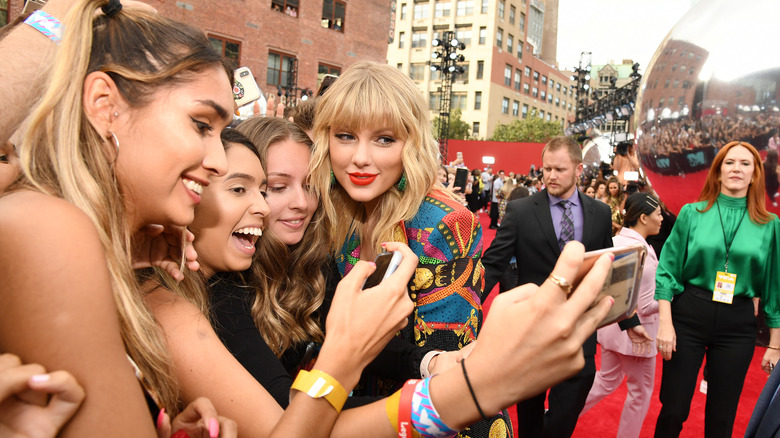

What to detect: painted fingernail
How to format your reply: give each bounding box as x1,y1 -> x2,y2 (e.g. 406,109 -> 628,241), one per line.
171,431 -> 189,438
29,374 -> 50,383
368,261 -> 376,268
608,253 -> 615,261
609,297 -> 615,306
209,417 -> 219,438
156,408 -> 166,430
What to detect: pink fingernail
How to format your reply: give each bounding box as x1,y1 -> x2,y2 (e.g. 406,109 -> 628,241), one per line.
608,253 -> 615,261
29,374 -> 50,383
609,297 -> 615,306
156,408 -> 166,430
209,418 -> 219,438
368,261 -> 376,268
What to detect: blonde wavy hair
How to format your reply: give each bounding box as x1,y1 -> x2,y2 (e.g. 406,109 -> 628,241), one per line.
18,0 -> 231,414
237,117 -> 327,355
310,62 -> 452,254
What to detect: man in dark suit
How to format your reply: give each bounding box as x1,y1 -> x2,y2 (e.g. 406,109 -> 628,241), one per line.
745,364 -> 780,438
482,136 -> 614,438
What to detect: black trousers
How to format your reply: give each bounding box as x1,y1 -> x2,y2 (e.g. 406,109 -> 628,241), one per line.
489,201 -> 500,227
654,286 -> 757,438
515,354 -> 596,438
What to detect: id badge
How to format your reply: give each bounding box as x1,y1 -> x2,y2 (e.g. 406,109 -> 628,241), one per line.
713,271 -> 737,304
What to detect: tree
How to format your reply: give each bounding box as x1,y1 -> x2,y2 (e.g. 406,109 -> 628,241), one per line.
431,108 -> 471,140
489,110 -> 563,143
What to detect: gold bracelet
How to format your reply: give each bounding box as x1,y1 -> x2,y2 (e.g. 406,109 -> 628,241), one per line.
291,369 -> 348,413
767,345 -> 780,351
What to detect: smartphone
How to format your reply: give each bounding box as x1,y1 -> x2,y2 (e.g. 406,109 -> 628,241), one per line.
22,0 -> 47,13
454,167 -> 469,193
317,74 -> 339,97
233,67 -> 262,108
573,244 -> 647,328
362,251 -> 404,290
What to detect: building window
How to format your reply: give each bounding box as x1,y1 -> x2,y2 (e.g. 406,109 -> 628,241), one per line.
517,40 -> 523,58
504,65 -> 511,86
498,0 -> 505,18
532,87 -> 538,98
533,70 -> 539,81
0,0 -> 7,27
400,3 -> 407,19
502,97 -> 509,114
472,122 -> 480,136
540,90 -> 546,100
413,2 -> 429,19
435,1 -> 451,17
209,35 -> 241,64
476,60 -> 484,79
541,75 -> 547,85
496,28 -> 503,48
546,113 -> 551,121
523,83 -> 529,94
512,100 -> 519,116
519,12 -> 525,32
506,34 -> 513,54
411,31 -> 427,48
429,93 -> 440,111
321,0 -> 346,31
555,97 -> 560,106
456,0 -> 474,15
548,94 -> 553,103
271,0 -> 299,17
318,63 -> 341,76
524,66 -> 531,77
522,104 -> 528,118
549,79 -> 555,89
452,92 -> 468,110
509,5 -> 515,24
556,83 -> 561,91
459,63 -> 470,82
267,51 -> 295,87
478,26 -> 487,44
481,0 -> 488,13
514,70 -> 521,90
474,91 -> 482,110
456,29 -> 472,46
410,63 -> 426,80
398,32 -> 406,48
397,63 -> 404,70
539,110 -> 544,119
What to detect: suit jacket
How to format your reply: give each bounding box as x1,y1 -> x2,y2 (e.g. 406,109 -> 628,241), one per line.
482,189 -> 614,356
745,364 -> 780,438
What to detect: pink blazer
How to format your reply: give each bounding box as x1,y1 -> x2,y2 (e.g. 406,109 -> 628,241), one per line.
596,227 -> 659,357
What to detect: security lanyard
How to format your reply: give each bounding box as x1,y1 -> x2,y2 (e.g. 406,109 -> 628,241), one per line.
716,201 -> 746,273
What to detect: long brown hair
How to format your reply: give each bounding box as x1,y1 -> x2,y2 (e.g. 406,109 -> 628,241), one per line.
697,141 -> 772,224
237,117 -> 327,355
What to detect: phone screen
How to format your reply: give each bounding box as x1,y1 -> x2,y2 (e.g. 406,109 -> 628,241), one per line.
362,251 -> 403,289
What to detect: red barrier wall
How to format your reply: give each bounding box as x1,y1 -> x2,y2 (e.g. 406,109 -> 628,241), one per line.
446,140 -> 545,175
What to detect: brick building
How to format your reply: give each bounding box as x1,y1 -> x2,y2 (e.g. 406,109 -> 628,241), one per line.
4,0 -> 393,103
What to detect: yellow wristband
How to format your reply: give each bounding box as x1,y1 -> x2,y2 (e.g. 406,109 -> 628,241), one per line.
291,369 -> 348,413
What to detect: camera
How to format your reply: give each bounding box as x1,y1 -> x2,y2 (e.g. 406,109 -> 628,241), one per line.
615,141 -> 633,156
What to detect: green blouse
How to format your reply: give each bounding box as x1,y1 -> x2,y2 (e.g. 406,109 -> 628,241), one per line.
655,193 -> 780,327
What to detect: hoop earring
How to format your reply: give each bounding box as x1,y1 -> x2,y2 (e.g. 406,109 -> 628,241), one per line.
395,172 -> 407,192
109,131 -> 120,153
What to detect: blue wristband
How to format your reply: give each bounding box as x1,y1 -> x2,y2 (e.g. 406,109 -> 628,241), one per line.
411,378 -> 458,438
24,10 -> 63,44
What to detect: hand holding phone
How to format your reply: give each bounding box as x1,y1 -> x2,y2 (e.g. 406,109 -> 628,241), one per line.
573,244 -> 647,328
362,251 -> 404,289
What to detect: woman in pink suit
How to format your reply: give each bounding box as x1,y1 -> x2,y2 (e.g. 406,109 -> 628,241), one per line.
580,192 -> 663,438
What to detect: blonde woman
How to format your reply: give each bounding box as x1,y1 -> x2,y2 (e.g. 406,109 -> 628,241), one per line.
0,0 -> 237,434
498,176 -> 515,223
310,61 -> 511,436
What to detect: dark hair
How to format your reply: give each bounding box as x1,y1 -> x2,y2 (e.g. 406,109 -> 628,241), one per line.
220,129 -> 259,159
623,193 -> 660,228
509,186 -> 530,201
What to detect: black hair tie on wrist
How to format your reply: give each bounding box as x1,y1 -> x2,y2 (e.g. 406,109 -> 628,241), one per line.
461,359 -> 489,421
102,0 -> 123,17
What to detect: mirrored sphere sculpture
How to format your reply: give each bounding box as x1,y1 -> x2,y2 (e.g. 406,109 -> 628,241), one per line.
635,0 -> 780,215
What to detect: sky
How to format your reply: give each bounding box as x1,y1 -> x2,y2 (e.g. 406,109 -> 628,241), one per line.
556,0 -> 696,72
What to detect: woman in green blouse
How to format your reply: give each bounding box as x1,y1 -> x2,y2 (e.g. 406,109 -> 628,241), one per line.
653,141 -> 780,438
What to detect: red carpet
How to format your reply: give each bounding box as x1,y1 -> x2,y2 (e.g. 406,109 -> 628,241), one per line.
477,212 -> 768,438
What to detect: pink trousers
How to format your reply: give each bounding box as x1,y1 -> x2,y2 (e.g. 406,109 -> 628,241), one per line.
580,349 -> 656,438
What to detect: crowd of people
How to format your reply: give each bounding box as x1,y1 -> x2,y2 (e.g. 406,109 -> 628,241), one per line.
1,1 -> 780,438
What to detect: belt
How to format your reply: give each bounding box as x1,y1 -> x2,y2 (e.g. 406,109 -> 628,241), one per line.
683,284 -> 751,303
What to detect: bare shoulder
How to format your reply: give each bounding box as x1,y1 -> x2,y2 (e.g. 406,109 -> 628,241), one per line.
146,286 -> 206,326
